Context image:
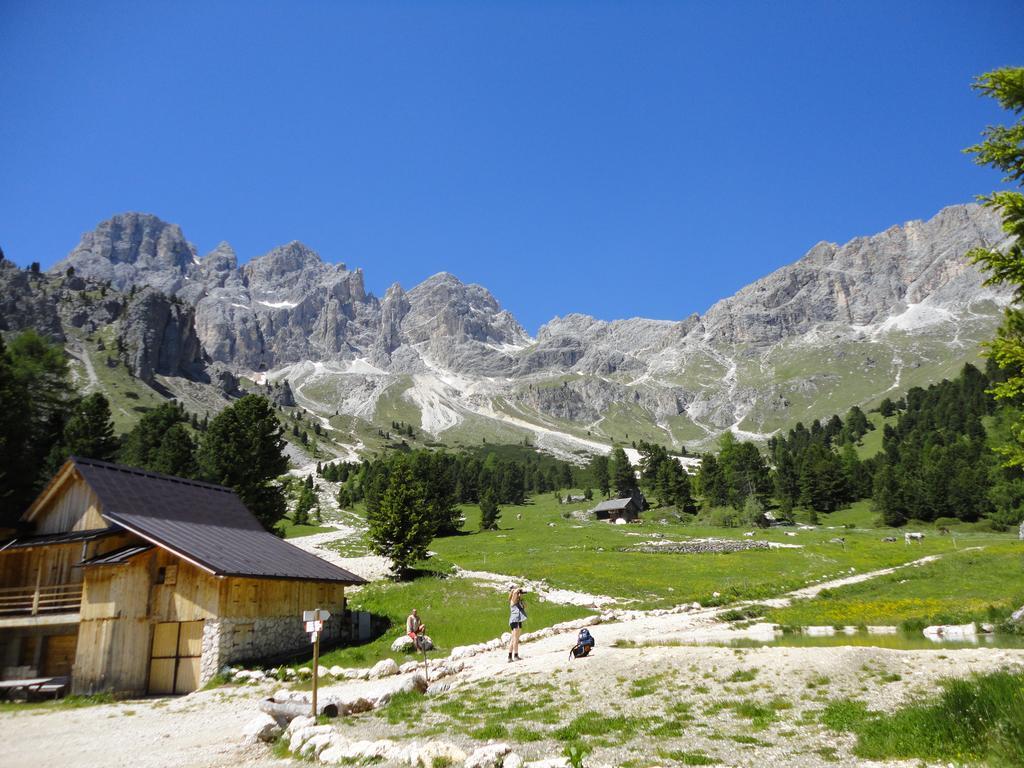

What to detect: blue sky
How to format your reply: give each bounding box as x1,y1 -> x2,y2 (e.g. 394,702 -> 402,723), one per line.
1,2 -> 1020,333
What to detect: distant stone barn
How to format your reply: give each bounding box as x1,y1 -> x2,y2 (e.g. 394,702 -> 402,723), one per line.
0,457 -> 364,696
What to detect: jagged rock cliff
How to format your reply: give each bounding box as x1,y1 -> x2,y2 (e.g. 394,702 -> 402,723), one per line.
117,288 -> 204,384
8,202 -> 1011,451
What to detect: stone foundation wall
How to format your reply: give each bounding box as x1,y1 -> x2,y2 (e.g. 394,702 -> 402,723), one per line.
200,614 -> 342,684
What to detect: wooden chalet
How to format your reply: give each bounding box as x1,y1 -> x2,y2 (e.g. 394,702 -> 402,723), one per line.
0,457 -> 365,696
591,488 -> 647,522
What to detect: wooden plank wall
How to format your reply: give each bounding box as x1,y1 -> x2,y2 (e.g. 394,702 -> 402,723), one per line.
0,533 -> 139,591
220,577 -> 346,618
149,551 -> 220,622
73,548 -> 348,694
73,553 -> 153,694
33,477 -> 106,534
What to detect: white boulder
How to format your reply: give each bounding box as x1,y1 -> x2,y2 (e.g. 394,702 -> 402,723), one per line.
241,712 -> 281,745
368,658 -> 400,679
923,622 -> 977,640
289,724 -> 334,754
415,741 -> 468,766
286,715 -> 315,735
465,742 -> 511,768
391,635 -> 416,652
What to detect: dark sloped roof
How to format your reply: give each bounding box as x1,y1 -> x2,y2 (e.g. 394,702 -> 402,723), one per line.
70,457 -> 365,584
1,527 -> 120,550
592,497 -> 635,512
79,543 -> 154,565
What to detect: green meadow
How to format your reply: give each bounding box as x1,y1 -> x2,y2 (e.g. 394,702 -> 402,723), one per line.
427,493 -> 1014,610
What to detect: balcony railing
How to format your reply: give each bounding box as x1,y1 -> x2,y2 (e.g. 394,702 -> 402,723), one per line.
0,583 -> 84,616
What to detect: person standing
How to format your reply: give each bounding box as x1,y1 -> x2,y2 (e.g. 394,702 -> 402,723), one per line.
507,587 -> 527,662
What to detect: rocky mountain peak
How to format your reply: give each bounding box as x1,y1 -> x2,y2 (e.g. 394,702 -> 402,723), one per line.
243,241 -> 325,285
52,212 -> 197,295
202,242 -> 238,272
695,203 -> 1008,345
404,271 -> 529,347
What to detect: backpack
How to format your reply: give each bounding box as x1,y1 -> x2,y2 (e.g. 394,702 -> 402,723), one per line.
569,628 -> 595,659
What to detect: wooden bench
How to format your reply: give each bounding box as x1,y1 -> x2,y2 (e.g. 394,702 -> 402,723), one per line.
0,675 -> 69,701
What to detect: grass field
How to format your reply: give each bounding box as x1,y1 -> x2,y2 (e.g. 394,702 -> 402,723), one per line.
822,670 -> 1024,766
765,541 -> 1024,629
276,519 -> 334,539
307,573 -> 592,669
426,493 -> 1018,610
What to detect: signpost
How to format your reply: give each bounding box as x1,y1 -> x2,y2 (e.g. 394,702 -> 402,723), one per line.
303,609 -> 331,717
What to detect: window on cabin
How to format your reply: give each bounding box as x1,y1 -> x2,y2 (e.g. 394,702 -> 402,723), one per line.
155,565 -> 178,586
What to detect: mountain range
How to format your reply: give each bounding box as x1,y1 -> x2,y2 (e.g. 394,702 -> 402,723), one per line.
0,204 -> 1012,461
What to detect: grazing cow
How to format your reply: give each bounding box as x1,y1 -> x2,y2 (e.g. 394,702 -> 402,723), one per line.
904,532 -> 925,545
882,536 -> 898,543
829,537 -> 846,550
743,531 -> 755,537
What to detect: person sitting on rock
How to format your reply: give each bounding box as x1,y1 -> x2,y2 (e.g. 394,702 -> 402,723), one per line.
406,608 -> 426,651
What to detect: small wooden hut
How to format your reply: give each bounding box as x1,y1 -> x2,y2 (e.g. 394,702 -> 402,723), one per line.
0,457 -> 364,696
591,488 -> 647,523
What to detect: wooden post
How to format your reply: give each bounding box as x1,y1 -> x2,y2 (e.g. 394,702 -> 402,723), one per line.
311,627 -> 320,719
32,562 -> 42,616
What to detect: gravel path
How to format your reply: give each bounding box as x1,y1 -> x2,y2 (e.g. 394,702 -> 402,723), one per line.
1,687 -> 290,768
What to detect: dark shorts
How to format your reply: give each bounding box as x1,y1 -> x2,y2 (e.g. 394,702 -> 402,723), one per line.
510,621 -> 522,630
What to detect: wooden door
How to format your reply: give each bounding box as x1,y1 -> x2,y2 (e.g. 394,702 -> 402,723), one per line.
148,621 -> 204,694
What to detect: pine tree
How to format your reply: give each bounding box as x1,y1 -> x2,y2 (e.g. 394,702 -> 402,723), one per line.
120,402 -> 192,471
294,481 -> 319,526
53,392 -> 118,465
3,330 -> 75,513
197,395 -> 289,532
150,424 -> 198,477
366,459 -> 432,579
479,489 -> 501,530
0,335 -> 32,519
592,455 -> 610,497
697,453 -> 728,508
966,67 -> 1024,466
610,447 -> 636,497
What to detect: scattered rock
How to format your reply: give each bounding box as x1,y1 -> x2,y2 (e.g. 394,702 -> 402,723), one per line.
465,742 -> 511,768
391,635 -> 416,653
923,623 -> 977,640
416,741 -> 469,766
241,712 -> 281,745
368,658 -> 400,679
